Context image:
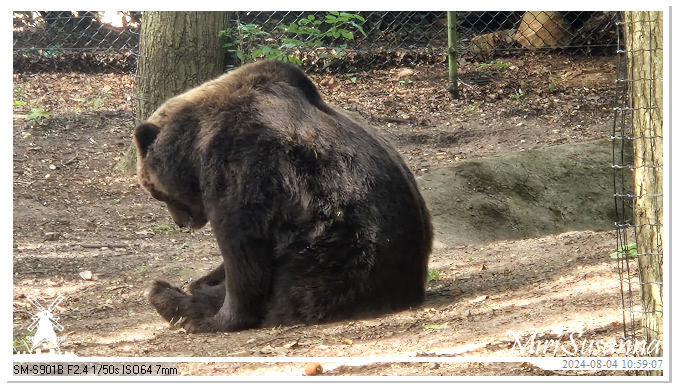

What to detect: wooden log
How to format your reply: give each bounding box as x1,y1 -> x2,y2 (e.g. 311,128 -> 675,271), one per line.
470,29 -> 516,56
514,11 -> 570,49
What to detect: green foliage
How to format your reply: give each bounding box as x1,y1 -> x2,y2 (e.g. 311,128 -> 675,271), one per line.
25,107 -> 50,126
610,242 -> 638,259
13,328 -> 36,353
477,60 -> 507,73
222,12 -> 366,68
72,96 -> 106,114
398,77 -> 415,87
25,45 -> 64,58
422,322 -> 449,330
81,97 -> 105,110
13,100 -> 26,107
426,268 -> 439,283
511,89 -> 525,100
42,44 -> 63,58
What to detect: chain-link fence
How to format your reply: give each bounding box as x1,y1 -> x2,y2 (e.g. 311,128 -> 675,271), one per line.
13,11 -> 140,73
18,10 -> 660,361
13,11 -> 618,73
612,11 -> 663,362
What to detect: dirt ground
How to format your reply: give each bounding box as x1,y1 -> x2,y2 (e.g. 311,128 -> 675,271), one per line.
13,53 -> 639,377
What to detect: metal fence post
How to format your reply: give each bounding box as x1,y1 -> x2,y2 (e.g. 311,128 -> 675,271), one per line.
447,11 -> 460,99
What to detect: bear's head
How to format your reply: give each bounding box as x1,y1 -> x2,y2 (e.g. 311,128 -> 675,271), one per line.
134,120 -> 208,230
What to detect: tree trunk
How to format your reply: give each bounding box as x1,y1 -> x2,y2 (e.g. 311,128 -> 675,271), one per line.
116,11 -> 229,172
623,11 -> 663,361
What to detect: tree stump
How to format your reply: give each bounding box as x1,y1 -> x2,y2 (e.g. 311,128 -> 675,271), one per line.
514,11 -> 570,49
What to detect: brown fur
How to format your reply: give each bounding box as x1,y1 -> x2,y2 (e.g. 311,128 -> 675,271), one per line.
134,60 -> 433,333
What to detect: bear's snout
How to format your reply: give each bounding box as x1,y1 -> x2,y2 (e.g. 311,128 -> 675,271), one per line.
167,202 -> 207,230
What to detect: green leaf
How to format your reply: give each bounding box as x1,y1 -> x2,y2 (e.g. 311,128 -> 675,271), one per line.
27,108 -> 49,120
281,39 -> 304,49
250,48 -> 263,58
340,30 -> 354,40
426,268 -> 439,283
610,242 -> 638,258
288,57 -> 303,65
423,322 -> 449,330
352,23 -> 367,37
13,100 -> 26,106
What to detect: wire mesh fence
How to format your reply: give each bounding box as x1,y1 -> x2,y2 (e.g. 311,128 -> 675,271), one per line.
15,10 -> 661,361
13,11 -> 618,73
612,11 -> 663,361
13,11 -> 140,73
612,29 -> 641,351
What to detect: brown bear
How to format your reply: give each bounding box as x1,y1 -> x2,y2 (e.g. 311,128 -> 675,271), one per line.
134,60 -> 433,333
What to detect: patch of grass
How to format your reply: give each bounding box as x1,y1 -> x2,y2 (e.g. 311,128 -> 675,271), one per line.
26,107 -> 50,125
398,77 -> 415,87
13,329 -> 35,353
74,96 -> 106,112
133,265 -> 147,274
422,322 -> 449,330
511,89 -> 525,100
426,268 -> 440,283
477,60 -> 508,73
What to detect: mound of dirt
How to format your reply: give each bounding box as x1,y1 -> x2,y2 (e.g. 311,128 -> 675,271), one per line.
419,140 -> 623,246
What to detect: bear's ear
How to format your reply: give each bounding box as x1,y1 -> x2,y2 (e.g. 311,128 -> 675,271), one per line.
134,122 -> 160,158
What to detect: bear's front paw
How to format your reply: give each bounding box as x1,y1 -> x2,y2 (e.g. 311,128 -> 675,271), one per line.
181,310 -> 257,333
181,316 -> 221,333
148,280 -> 191,326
